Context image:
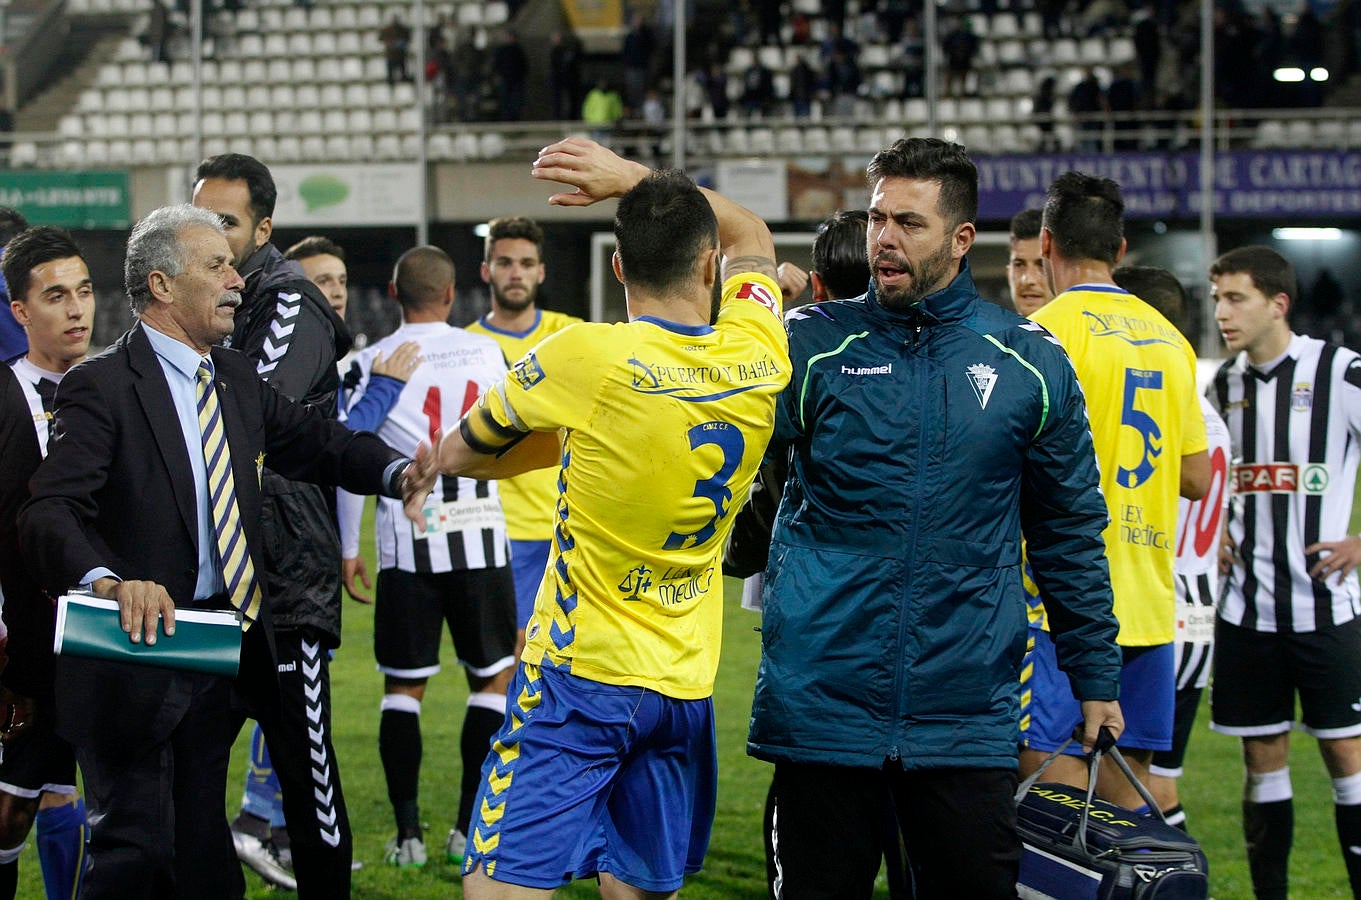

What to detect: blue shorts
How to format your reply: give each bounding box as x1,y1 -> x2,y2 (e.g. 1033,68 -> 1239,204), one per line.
462,661 -> 718,892
509,539 -> 550,629
1022,629 -> 1174,753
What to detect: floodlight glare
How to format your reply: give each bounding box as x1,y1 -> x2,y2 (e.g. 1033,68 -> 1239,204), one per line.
1272,227 -> 1343,241
1273,67 -> 1305,82
1310,67 -> 1329,81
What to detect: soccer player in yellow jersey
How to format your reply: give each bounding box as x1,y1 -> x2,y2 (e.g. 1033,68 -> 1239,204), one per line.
466,216 -> 583,637
1022,171 -> 1210,807
438,138 -> 789,898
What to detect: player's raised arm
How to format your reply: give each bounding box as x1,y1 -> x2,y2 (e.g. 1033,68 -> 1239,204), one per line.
532,137 -> 776,282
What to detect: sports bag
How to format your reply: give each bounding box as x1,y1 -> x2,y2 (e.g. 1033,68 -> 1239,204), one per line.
1015,729 -> 1209,899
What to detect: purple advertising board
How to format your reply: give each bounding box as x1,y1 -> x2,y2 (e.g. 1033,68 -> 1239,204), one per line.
975,150 -> 1361,220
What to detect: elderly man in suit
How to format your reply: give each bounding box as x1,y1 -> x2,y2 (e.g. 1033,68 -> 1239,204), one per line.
18,204 -> 438,900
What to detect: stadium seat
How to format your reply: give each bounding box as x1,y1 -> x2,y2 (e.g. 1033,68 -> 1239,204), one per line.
959,97 -> 986,122
1285,119 -> 1315,147
238,33 -> 265,58
222,85 -> 247,108
274,135 -> 303,162
339,57 -> 365,82
312,31 -> 338,58
1315,119 -> 1345,147
349,134 -> 376,160
1051,39 -> 1079,65
336,31 -> 362,55
332,5 -> 357,29
427,132 -> 455,160
287,33 -> 312,57
393,82 -> 418,106
357,5 -> 382,28
324,135 -> 352,161
131,139 -> 157,164
8,142 -> 38,168
152,111 -> 176,134
301,135 -> 326,159
58,116 -> 84,138
485,2 -> 509,25
344,83 -> 369,108
249,110 -> 275,136
347,109 -> 374,133
107,140 -> 133,164
295,84 -> 321,109
318,84 -> 344,109
309,7 -> 332,30
283,7 -> 308,30
749,127 -> 776,154
373,108 -> 399,132
375,133 -> 403,160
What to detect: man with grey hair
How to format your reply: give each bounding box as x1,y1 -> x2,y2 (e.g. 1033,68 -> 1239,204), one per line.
18,204 -> 439,899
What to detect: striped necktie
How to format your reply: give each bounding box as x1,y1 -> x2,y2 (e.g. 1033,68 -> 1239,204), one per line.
196,361 -> 261,628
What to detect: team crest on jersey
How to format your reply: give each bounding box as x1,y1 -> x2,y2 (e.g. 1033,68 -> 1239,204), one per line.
511,353 -> 546,390
1291,381 -> 1313,411
966,363 -> 998,410
735,280 -> 780,317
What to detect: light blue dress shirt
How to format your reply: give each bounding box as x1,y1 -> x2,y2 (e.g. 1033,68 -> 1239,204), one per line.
139,323 -> 223,601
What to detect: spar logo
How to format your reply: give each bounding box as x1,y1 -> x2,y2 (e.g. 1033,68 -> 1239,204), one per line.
1233,462 -> 1330,495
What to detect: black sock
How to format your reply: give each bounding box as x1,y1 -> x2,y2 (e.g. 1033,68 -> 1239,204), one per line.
458,705 -> 504,834
380,708 -> 422,839
1336,802 -> 1361,897
1163,803 -> 1189,833
1244,798 -> 1292,900
0,859 -> 16,900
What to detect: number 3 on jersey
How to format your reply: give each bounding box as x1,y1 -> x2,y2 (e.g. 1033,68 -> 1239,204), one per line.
1119,368 -> 1164,489
664,421 -> 746,550
421,382 -> 481,442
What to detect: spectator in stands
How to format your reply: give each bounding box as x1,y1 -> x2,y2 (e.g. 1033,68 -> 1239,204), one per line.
380,15 -> 412,85
1080,0 -> 1124,38
450,29 -> 485,122
824,45 -> 862,117
819,20 -> 858,66
549,30 -> 584,122
1133,3 -> 1163,99
788,52 -> 819,117
1068,66 -> 1108,151
1034,75 -> 1059,152
742,55 -> 777,117
493,30 -> 529,122
426,30 -> 452,123
582,78 -> 624,141
701,61 -> 732,120
756,0 -> 785,47
1040,0 -> 1070,40
622,11 -> 657,114
899,16 -> 926,99
880,0 -> 910,44
141,0 -> 172,63
1292,1 -> 1324,68
822,0 -> 848,34
1107,62 -> 1142,150
942,17 -> 980,97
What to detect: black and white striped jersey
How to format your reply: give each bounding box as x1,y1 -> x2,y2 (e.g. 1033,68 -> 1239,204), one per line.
1172,397 -> 1230,689
1209,333 -> 1361,633
338,321 -> 510,574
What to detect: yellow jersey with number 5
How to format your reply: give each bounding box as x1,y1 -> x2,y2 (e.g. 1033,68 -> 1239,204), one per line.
1032,285 -> 1207,645
469,273 -> 789,698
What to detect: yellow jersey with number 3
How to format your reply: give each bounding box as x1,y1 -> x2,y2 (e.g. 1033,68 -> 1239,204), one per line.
1032,285 -> 1207,645
469,273 -> 789,698
467,309 -> 584,541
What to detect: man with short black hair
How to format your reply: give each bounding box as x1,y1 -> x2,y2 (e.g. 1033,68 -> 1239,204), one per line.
754,139 -> 1121,899
1007,208 -> 1052,317
0,226 -> 91,900
444,137 -> 790,899
1023,172 -> 1210,809
1207,245 -> 1361,899
193,154 -> 357,894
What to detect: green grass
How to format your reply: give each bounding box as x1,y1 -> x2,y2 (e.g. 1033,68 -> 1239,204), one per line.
15,491 -> 1361,897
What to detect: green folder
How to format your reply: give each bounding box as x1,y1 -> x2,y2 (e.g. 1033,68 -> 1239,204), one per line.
54,594 -> 242,678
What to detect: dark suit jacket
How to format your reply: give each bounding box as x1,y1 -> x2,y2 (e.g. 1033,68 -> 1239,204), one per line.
18,323 -> 402,762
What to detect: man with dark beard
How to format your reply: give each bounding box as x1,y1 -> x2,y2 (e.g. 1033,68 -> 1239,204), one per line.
465,216 -> 581,644
748,138 -> 1123,898
191,154 -> 357,895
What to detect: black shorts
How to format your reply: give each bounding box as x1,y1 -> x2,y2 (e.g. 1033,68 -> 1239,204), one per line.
1210,615 -> 1361,739
374,567 -> 517,679
1149,686 -> 1204,776
0,713 -> 77,798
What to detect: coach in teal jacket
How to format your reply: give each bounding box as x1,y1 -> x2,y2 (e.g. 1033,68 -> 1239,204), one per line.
749,138 -> 1121,899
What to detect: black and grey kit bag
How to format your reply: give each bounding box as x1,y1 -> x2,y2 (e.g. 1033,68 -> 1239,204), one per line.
1015,728 -> 1209,899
